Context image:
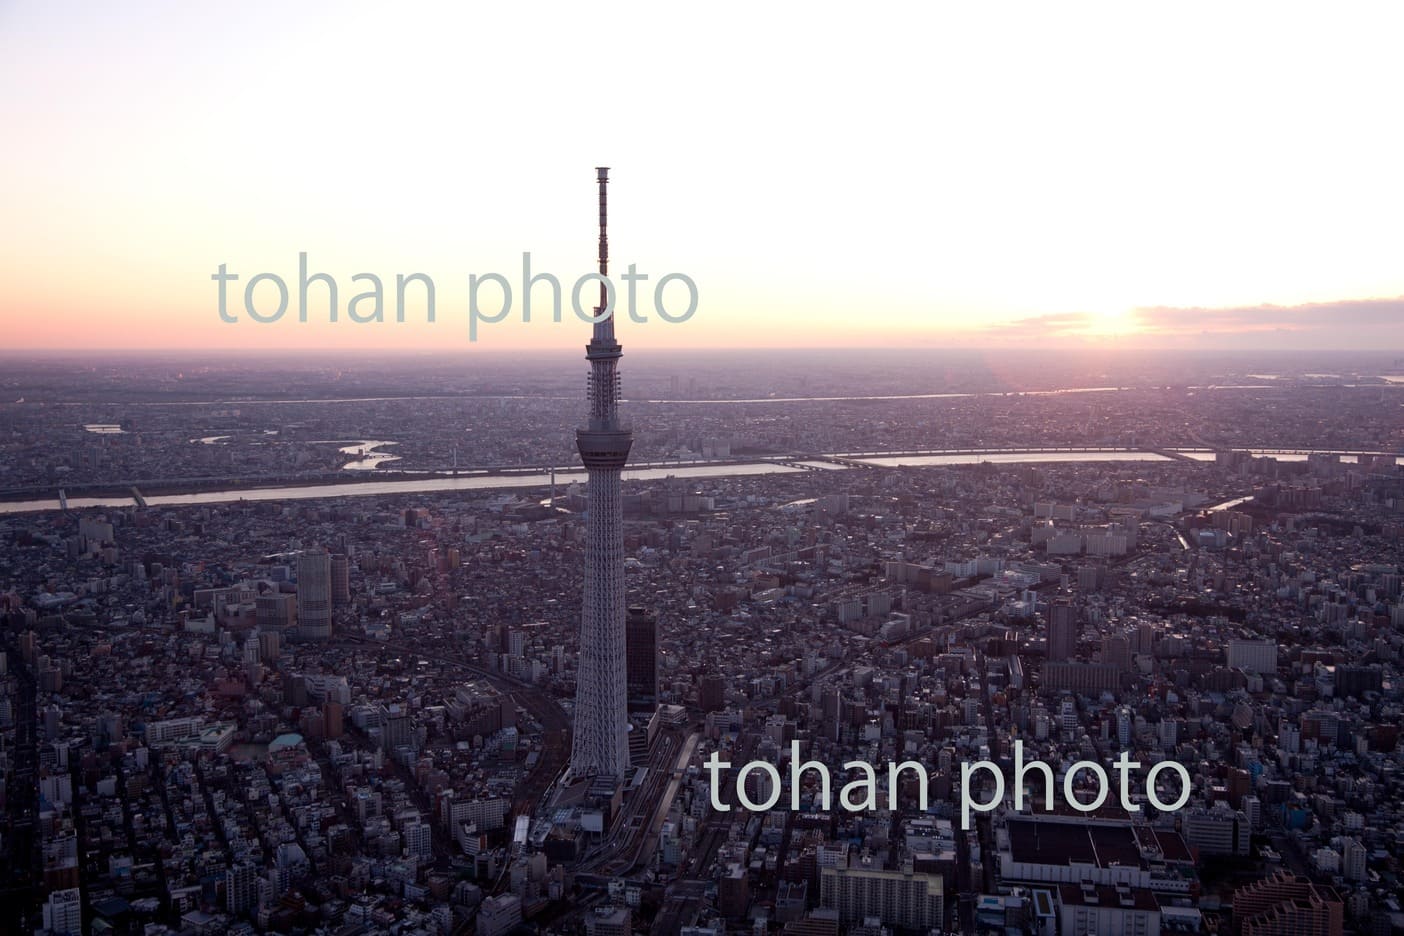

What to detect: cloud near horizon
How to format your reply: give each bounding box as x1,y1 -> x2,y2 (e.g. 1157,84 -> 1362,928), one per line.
1134,296 -> 1404,335
969,296 -> 1404,348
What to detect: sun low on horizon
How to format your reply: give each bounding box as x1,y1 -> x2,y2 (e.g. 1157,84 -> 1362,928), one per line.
2,1 -> 1403,353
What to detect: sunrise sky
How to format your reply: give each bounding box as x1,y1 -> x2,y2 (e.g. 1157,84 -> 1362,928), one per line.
2,2 -> 1402,351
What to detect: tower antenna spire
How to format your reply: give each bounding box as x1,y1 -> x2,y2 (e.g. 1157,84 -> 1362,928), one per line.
598,166 -> 609,276
595,167 -> 611,340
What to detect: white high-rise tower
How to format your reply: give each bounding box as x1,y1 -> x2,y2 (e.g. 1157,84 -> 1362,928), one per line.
571,167 -> 632,780
296,549 -> 332,640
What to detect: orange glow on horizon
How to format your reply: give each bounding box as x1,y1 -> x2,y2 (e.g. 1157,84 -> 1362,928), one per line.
2,2 -> 1402,352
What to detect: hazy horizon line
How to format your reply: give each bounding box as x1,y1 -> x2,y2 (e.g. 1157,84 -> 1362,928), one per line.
3,344 -> 1403,357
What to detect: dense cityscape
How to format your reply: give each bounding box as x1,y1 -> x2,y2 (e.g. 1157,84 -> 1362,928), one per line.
2,350 -> 1402,936
8,0 -> 1404,932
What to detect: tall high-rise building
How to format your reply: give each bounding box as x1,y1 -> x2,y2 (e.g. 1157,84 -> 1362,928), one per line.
570,167 -> 633,780
700,672 -> 727,712
1116,705 -> 1133,748
404,821 -> 433,859
257,628 -> 282,662
1341,838 -> 1366,882
43,888 -> 82,936
324,700 -> 344,739
1101,633 -> 1131,671
626,606 -> 658,713
226,861 -> 260,915
330,553 -> 350,606
1048,599 -> 1078,662
296,549 -> 332,640
381,705 -> 413,753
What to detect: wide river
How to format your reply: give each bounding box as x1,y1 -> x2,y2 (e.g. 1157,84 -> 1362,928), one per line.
1,447 -> 1387,515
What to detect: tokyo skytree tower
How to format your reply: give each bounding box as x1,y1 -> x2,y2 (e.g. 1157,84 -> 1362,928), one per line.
570,167 -> 632,779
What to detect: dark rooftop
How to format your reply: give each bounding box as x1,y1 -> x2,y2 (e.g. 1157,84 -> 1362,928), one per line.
1006,817 -> 1144,869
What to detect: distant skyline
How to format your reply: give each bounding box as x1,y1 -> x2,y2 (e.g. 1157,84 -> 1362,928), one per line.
2,2 -> 1402,351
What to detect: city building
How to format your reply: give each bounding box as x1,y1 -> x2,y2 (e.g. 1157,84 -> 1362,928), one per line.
255,592 -> 296,635
699,672 -> 726,712
1184,803 -> 1251,857
820,857 -> 944,930
476,894 -> 524,936
1057,882 -> 1161,936
584,905 -> 632,936
1232,871 -> 1343,936
1226,638 -> 1278,674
